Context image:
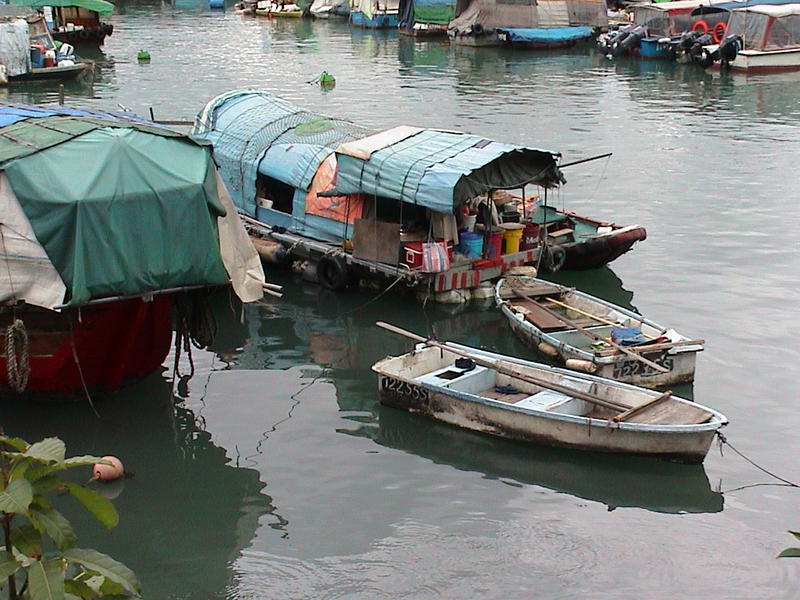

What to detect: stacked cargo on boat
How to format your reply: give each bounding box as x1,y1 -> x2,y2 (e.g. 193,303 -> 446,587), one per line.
0,105 -> 265,394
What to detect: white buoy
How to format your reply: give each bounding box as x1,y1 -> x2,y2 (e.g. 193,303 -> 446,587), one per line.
92,456 -> 125,482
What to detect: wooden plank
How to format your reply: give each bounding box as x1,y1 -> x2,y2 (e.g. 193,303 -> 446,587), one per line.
625,401 -> 713,425
614,391 -> 672,422
352,219 -> 400,265
480,387 -> 530,403
499,282 -> 563,299
510,300 -> 568,332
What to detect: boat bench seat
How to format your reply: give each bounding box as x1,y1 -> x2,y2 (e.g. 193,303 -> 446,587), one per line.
415,364 -> 494,395
514,389 -> 585,416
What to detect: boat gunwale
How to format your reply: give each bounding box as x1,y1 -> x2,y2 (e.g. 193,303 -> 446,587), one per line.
371,350 -> 728,433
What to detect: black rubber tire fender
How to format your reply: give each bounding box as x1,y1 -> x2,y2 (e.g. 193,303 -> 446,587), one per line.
317,255 -> 349,290
542,245 -> 566,274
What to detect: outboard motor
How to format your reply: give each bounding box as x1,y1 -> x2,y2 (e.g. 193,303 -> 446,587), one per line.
613,25 -> 646,57
689,33 -> 713,57
718,34 -> 743,68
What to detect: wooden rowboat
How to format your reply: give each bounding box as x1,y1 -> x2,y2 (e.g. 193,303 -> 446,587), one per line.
495,276 -> 704,388
371,323 -> 727,464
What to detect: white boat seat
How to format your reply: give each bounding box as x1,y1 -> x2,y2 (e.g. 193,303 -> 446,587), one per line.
515,389 -> 574,411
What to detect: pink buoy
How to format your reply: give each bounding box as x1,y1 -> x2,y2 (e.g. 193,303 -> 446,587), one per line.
92,456 -> 125,482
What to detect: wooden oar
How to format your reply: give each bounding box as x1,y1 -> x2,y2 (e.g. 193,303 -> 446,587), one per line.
511,287 -> 670,374
375,321 -> 631,413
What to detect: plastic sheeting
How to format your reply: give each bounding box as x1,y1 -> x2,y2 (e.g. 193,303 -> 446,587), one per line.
497,25 -> 594,43
4,127 -> 231,307
305,154 -> 365,224
449,0 -> 605,33
0,173 -> 67,309
0,19 -> 30,77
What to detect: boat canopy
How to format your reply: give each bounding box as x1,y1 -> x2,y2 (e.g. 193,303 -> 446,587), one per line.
398,0 -> 455,27
8,0 -> 115,16
732,2 -> 800,16
0,105 -> 263,309
496,25 -> 594,43
194,90 -> 564,218
449,0 -> 606,34
351,0 -> 400,19
332,127 -> 563,213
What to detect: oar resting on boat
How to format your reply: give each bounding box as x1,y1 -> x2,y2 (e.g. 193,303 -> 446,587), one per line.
372,322 -> 728,463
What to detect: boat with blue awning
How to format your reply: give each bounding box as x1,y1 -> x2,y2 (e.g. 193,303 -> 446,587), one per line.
193,90 -> 644,301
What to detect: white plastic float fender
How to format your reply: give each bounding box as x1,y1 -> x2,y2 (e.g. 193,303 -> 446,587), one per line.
92,455 -> 125,482
470,283 -> 495,301
565,358 -> 598,374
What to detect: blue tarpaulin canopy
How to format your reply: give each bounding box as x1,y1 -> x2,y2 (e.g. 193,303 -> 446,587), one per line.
193,90 -> 564,218
496,26 -> 594,44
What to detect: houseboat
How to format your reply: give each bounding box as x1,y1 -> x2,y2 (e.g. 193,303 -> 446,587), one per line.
0,105 -> 265,394
192,90 -> 644,303
8,0 -> 116,46
448,0 -> 606,47
0,7 -> 92,83
349,0 -> 400,27
398,0 -> 454,37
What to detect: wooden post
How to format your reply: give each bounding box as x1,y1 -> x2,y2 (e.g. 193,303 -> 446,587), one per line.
58,84 -> 64,105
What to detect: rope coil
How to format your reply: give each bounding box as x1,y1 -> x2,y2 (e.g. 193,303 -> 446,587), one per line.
5,318 -> 30,393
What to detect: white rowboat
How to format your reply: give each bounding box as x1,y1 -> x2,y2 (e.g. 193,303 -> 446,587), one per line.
372,323 -> 727,464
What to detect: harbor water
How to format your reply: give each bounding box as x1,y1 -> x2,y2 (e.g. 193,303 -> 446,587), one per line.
3,1 -> 800,598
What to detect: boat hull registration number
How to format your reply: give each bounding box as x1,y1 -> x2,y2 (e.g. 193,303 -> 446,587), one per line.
612,353 -> 674,379
379,376 -> 429,403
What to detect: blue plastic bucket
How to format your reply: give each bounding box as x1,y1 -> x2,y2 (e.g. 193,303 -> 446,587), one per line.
459,232 -> 483,258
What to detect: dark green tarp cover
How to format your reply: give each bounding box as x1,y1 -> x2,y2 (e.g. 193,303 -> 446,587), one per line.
2,122 -> 229,306
9,0 -> 115,16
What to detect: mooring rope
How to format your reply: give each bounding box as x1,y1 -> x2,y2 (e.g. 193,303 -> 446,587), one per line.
716,431 -> 799,488
5,318 -> 29,393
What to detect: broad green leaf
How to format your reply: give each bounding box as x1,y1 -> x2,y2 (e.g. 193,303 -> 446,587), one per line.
64,578 -> 95,600
11,523 -> 43,559
63,483 -> 118,530
27,465 -> 60,484
26,557 -> 64,600
790,531 -> 800,542
65,594 -> 83,600
32,475 -> 64,496
778,548 -> 800,558
62,549 -> 140,596
25,439 -> 66,465
8,457 -> 32,482
0,436 -> 28,452
0,550 -> 21,579
62,456 -> 104,468
98,577 -> 126,596
30,506 -> 77,551
0,478 -> 33,514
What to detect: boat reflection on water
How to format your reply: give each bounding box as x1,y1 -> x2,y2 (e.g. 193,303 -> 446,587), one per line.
1,372 -> 277,600
350,406 -> 724,514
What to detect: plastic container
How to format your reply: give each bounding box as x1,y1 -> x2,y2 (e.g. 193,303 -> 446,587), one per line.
519,222 -> 540,251
458,231 -> 483,259
30,46 -> 44,68
500,223 -> 525,254
402,240 -> 453,269
486,231 -> 503,259
462,214 -> 477,232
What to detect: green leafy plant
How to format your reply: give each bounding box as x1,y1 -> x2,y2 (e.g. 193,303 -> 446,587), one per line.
778,531 -> 800,558
1,435 -> 140,599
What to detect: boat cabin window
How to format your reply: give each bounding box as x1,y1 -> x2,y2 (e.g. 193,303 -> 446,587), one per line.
764,15 -> 800,50
256,175 -> 294,215
728,12 -> 769,49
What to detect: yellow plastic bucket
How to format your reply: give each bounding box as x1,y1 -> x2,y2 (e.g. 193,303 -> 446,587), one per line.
501,223 -> 525,254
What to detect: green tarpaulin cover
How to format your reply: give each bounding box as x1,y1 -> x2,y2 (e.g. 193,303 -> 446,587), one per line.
414,4 -> 453,24
9,0 -> 115,16
3,125 -> 229,306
